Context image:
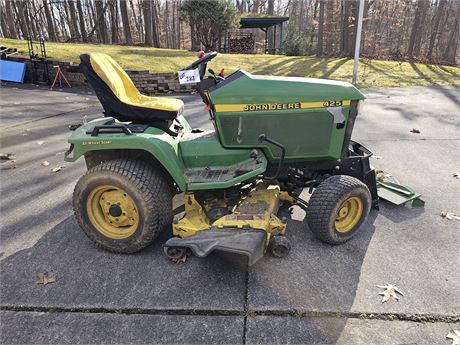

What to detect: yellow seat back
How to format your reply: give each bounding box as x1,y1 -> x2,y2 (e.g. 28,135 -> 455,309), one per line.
89,53 -> 183,112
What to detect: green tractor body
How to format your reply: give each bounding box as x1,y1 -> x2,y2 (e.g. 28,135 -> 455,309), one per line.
66,52 -> 419,266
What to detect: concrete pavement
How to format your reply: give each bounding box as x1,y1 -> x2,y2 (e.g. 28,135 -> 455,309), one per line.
0,83 -> 459,344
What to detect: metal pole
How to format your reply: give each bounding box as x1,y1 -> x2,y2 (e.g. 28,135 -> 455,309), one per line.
352,0 -> 365,85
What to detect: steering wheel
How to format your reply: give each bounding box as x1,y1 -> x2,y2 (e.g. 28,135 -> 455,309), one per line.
182,52 -> 218,71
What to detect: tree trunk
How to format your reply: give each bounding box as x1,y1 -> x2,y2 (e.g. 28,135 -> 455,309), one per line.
0,5 -> 10,38
68,0 -> 81,40
252,0 -> 260,13
14,1 -> 30,39
407,0 -> 429,57
95,0 -> 109,43
120,0 -> 133,45
4,1 -> 18,39
360,0 -> 369,55
129,0 -> 140,41
151,0 -> 160,47
427,0 -> 447,60
340,0 -> 352,54
76,0 -> 88,42
267,0 -> 275,52
190,23 -> 200,50
64,0 -> 76,39
442,2 -> 460,65
42,0 -> 57,41
317,0 -> 325,56
26,2 -> 40,39
142,0 -> 153,46
348,0 -> 359,56
109,0 -> 119,43
325,0 -> 334,54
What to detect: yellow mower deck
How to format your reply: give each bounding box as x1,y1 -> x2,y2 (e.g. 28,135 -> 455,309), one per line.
166,181 -> 296,265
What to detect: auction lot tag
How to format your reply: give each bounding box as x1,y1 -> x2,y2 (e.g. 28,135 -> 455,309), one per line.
178,69 -> 200,85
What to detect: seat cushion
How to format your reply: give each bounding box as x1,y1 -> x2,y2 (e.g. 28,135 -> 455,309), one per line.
80,53 -> 184,123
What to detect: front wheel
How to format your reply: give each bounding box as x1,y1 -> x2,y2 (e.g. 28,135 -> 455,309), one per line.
73,158 -> 173,253
306,175 -> 371,244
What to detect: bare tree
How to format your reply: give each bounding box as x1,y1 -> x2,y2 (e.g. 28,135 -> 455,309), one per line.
3,1 -> 18,39
42,0 -> 57,41
76,0 -> 88,42
119,0 -> 133,45
407,0 -> 429,57
317,0 -> 324,56
427,0 -> 447,60
95,0 -> 109,43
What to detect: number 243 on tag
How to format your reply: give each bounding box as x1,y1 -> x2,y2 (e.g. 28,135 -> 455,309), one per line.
178,69 -> 200,85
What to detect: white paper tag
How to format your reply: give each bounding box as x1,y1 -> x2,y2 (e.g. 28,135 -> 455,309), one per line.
178,69 -> 200,85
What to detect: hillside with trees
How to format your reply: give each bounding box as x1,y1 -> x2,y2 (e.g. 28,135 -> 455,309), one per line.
0,0 -> 458,66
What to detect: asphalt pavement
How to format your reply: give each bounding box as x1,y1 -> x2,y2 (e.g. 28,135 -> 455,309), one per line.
0,82 -> 459,345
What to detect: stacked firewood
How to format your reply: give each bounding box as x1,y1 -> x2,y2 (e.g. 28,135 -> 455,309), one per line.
229,34 -> 255,54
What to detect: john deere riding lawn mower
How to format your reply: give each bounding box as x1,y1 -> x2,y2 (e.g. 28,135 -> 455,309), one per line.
65,52 -> 423,265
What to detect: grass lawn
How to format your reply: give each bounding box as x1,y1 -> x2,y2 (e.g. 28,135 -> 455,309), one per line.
1,38 -> 459,88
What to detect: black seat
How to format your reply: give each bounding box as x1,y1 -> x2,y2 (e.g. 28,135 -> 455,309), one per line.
80,53 -> 184,123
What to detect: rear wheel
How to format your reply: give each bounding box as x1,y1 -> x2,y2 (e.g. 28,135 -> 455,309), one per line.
73,158 -> 173,253
306,175 -> 371,244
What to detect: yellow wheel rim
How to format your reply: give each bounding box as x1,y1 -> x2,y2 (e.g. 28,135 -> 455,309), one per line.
335,196 -> 363,233
86,184 -> 139,239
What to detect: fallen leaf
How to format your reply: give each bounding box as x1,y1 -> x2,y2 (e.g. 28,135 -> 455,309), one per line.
410,128 -> 421,134
41,161 -> 50,166
51,165 -> 66,173
0,153 -> 15,161
36,272 -> 57,285
37,141 -> 44,145
440,212 -> 460,221
372,155 -> 383,159
68,123 -> 82,131
173,254 -> 188,263
447,330 -> 460,345
377,284 -> 404,303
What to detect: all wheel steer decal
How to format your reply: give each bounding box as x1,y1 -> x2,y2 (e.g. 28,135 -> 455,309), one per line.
82,140 -> 113,145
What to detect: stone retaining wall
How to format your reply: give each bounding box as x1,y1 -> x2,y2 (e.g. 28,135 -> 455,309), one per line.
6,55 -> 195,94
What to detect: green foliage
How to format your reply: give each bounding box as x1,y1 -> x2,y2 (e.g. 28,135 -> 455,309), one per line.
180,0 -> 238,50
284,34 -> 306,56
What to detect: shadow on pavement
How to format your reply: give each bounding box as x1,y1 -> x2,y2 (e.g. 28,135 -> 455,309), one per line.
0,215 -> 247,311
246,203 -> 378,344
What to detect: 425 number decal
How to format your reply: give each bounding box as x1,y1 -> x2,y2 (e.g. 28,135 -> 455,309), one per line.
323,100 -> 343,107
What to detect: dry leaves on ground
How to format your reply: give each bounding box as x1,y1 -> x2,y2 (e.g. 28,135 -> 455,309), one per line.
440,212 -> 460,221
51,165 -> 66,173
173,255 -> 188,263
377,284 -> 404,303
0,153 -> 15,161
447,330 -> 460,345
36,272 -> 57,285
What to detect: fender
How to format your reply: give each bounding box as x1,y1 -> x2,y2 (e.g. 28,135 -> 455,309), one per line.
64,116 -> 190,191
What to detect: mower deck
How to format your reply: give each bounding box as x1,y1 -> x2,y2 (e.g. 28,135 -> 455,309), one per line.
165,182 -> 294,265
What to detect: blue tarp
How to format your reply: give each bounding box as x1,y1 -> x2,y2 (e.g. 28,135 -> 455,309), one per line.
0,60 -> 26,83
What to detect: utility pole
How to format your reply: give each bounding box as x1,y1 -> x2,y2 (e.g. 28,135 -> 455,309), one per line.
352,0 -> 365,85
